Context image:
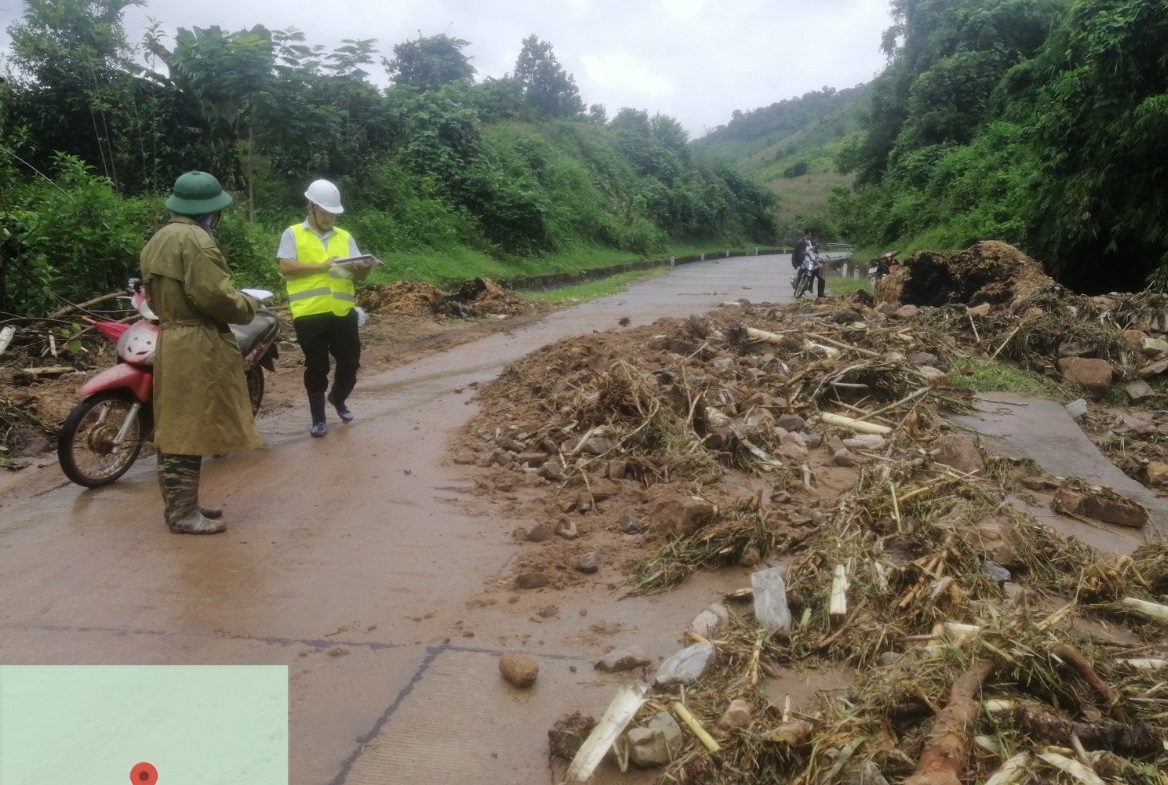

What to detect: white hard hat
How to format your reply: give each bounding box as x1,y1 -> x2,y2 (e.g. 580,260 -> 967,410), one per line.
304,179 -> 344,214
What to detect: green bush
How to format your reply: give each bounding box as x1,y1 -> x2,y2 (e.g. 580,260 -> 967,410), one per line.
1,154 -> 154,316
215,212 -> 283,292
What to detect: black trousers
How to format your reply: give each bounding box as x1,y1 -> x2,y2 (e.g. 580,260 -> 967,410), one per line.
293,310 -> 361,397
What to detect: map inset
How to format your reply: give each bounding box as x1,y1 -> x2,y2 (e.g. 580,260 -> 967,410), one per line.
0,665 -> 287,785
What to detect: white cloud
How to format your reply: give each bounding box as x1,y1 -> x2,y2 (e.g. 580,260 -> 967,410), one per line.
580,50 -> 675,104
0,0 -> 895,137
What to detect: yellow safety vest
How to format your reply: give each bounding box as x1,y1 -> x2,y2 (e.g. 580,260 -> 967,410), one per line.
284,224 -> 357,318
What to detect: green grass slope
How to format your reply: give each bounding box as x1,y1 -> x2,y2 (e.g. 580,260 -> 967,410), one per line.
693,84 -> 871,235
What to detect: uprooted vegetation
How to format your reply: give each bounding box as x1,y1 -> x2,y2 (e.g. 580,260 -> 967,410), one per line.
456,242 -> 1168,784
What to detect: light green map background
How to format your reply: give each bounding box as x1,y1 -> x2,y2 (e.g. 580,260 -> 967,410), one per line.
0,665 -> 287,785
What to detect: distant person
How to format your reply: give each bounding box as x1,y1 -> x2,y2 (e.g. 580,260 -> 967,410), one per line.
277,179 -> 374,437
808,234 -> 826,298
792,230 -> 809,272
141,171 -> 263,535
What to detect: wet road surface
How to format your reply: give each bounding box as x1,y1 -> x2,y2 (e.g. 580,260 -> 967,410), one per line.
1,254 -> 1156,784
0,254 -> 798,785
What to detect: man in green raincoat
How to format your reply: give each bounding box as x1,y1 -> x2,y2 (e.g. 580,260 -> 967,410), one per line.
140,171 -> 263,534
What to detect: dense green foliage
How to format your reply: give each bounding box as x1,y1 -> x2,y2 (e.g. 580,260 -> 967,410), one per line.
700,0 -> 1168,294
838,0 -> 1168,292
0,2 -> 778,316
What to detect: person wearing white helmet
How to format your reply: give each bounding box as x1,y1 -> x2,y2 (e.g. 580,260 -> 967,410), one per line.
276,179 -> 373,437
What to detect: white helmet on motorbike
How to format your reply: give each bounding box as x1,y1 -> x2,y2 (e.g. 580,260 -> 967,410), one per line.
304,179 -> 344,214
116,321 -> 158,366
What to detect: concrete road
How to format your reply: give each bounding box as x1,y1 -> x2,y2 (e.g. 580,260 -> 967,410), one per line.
0,253 -> 800,785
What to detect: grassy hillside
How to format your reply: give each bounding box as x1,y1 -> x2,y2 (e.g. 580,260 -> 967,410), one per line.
694,85 -> 871,238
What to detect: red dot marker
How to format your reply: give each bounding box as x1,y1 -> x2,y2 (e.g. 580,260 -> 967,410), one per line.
130,762 -> 158,785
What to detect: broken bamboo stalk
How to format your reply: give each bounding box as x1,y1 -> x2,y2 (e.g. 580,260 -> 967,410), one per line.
568,426 -> 603,457
562,683 -> 648,783
829,564 -> 848,617
983,752 -> 1030,785
813,598 -> 868,650
737,436 -> 784,469
1120,596 -> 1168,622
740,325 -> 787,344
0,325 -> 14,359
903,659 -> 996,785
857,386 -> 929,422
1119,658 -> 1167,669
966,309 -> 981,344
943,621 -> 980,645
890,481 -> 903,531
982,698 -> 1015,715
1036,751 -> 1105,785
805,330 -> 880,357
820,411 -> 892,435
804,340 -> 841,358
737,326 -> 841,358
990,322 -> 1024,360
671,701 -> 721,753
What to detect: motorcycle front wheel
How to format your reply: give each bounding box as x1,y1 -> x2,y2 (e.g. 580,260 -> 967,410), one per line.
793,270 -> 812,298
245,367 -> 265,415
57,390 -> 151,487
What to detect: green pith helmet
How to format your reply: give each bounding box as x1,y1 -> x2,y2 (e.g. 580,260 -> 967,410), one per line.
165,171 -> 233,216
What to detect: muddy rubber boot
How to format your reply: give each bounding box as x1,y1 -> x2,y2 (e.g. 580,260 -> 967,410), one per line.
309,392 -> 328,437
158,453 -> 226,535
327,389 -> 354,423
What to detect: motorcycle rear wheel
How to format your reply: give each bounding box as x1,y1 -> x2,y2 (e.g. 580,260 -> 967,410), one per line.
58,390 -> 150,487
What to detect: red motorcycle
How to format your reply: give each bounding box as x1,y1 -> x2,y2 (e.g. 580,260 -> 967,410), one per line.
57,279 -> 279,487
868,251 -> 901,285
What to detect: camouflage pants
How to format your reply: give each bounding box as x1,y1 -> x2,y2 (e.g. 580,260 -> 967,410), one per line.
156,453 -> 202,526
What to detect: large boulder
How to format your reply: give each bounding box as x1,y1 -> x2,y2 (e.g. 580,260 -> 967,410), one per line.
1056,357 -> 1114,399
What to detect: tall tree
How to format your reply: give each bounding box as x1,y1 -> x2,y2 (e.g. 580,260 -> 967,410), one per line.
382,33 -> 475,91
150,25 -> 276,211
5,0 -> 143,185
512,35 -> 584,118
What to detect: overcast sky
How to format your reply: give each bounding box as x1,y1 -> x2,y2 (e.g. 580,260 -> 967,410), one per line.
0,0 -> 894,138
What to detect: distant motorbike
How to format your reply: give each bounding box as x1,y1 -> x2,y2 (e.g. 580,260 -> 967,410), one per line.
57,279 -> 279,487
792,252 -> 825,298
868,251 -> 901,285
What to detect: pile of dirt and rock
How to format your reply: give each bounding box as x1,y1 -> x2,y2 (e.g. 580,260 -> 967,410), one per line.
878,239 -> 1056,309
452,242 -> 1168,785
450,276 -> 532,317
357,276 -> 540,319
359,280 -> 450,317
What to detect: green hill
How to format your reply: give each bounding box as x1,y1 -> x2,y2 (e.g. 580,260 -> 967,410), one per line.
694,84 -> 872,237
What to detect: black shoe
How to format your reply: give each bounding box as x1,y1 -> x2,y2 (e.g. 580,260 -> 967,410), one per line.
310,421 -> 327,438
327,391 -> 354,423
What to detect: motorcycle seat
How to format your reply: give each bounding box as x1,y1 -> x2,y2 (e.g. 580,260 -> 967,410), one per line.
230,311 -> 278,355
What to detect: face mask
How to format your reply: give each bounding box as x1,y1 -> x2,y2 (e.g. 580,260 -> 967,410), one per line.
194,213 -> 219,235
